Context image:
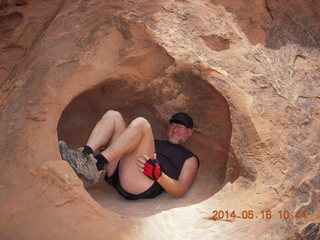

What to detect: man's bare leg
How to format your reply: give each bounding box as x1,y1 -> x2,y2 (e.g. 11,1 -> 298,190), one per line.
100,117 -> 155,194
85,110 -> 126,177
70,110 -> 155,194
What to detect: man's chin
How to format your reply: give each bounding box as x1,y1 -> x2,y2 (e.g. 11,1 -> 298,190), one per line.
168,138 -> 179,144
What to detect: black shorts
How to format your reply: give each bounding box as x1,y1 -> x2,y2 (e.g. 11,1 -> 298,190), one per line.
104,165 -> 164,200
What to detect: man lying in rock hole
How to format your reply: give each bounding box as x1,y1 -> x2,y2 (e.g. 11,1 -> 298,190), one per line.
59,110 -> 199,200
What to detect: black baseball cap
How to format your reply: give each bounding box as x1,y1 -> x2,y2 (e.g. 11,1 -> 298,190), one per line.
169,112 -> 193,129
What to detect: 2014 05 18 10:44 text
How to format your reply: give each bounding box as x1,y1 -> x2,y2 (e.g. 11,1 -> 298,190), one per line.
207,210 -> 308,221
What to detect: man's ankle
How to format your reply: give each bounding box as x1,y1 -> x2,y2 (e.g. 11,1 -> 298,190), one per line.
82,145 -> 94,155
95,154 -> 109,171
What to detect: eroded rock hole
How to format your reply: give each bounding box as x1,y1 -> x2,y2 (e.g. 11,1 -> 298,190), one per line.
57,71 -> 236,216
15,0 -> 28,6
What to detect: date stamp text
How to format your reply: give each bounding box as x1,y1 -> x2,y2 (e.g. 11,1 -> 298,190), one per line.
206,210 -> 308,221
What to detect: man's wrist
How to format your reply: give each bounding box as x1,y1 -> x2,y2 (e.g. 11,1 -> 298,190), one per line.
156,172 -> 165,183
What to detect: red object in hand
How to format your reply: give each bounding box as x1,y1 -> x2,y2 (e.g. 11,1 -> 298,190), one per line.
143,159 -> 162,180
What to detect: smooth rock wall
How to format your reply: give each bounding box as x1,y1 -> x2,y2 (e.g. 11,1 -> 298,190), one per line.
0,0 -> 319,239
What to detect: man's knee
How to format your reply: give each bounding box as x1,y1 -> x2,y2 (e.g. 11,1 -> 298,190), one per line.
130,117 -> 151,130
102,110 -> 123,120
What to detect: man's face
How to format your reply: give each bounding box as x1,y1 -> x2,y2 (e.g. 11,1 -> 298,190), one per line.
167,122 -> 193,144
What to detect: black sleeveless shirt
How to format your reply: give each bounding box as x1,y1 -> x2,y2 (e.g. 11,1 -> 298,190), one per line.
155,140 -> 199,180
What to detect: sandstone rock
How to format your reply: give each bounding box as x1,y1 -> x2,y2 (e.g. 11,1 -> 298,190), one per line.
0,0 -> 319,239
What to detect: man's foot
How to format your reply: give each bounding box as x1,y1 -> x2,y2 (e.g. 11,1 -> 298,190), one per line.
58,141 -> 101,184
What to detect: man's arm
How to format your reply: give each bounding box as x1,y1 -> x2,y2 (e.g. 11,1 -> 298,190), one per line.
157,156 -> 198,197
137,155 -> 198,197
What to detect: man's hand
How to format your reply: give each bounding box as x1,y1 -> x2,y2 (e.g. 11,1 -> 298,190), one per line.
137,154 -> 162,180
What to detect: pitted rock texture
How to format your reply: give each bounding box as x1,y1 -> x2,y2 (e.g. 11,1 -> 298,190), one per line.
0,0 -> 319,239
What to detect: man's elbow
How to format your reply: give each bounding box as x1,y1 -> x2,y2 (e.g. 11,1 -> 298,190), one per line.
173,187 -> 188,198
174,192 -> 186,198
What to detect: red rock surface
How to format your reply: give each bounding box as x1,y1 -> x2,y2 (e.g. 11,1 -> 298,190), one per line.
0,0 -> 319,239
